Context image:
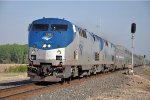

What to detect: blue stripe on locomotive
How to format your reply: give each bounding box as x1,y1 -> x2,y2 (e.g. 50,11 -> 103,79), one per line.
28,18 -> 75,50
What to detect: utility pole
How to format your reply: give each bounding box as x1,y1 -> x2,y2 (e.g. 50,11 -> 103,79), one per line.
129,23 -> 136,75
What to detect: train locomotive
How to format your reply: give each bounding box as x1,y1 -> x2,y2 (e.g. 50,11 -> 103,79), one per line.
27,18 -> 142,82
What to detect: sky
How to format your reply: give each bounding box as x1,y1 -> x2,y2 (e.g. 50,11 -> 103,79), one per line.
0,1 -> 150,60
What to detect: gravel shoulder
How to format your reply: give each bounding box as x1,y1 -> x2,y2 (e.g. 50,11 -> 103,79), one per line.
93,66 -> 150,100
27,66 -> 150,100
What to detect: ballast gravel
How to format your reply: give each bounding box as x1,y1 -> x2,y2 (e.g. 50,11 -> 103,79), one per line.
27,66 -> 150,100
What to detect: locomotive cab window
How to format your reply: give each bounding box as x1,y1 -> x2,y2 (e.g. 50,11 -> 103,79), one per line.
78,28 -> 87,38
32,24 -> 49,31
51,24 -> 68,31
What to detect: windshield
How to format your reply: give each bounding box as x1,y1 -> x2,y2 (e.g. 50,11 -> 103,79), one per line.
32,24 -> 49,31
51,24 -> 68,31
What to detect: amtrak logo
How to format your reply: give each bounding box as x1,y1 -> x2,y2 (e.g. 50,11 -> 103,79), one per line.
42,33 -> 53,41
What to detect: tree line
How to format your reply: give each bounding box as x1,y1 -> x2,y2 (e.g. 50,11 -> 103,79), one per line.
0,44 -> 28,64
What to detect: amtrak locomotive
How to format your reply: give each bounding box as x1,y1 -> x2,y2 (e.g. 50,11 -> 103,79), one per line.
27,18 -> 142,82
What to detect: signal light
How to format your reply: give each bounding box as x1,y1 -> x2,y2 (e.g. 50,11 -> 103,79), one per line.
131,23 -> 136,33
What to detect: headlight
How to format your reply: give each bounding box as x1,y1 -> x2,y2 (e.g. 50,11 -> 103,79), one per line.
42,44 -> 47,48
47,44 -> 51,48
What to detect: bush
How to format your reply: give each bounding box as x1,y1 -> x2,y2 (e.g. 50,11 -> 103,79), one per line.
0,44 -> 28,64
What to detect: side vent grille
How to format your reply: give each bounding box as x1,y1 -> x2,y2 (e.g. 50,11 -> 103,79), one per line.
56,55 -> 62,60
95,52 -> 99,61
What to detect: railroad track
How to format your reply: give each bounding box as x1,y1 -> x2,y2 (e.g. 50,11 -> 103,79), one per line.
0,69 -> 125,100
0,83 -> 46,99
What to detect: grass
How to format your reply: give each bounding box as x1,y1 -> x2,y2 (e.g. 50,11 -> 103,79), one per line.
146,85 -> 150,92
147,69 -> 150,77
146,69 -> 150,92
0,64 -> 28,81
4,65 -> 27,73
0,72 -> 27,81
0,72 -> 26,77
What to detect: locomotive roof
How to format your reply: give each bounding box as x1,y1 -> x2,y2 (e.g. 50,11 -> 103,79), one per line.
32,18 -> 72,24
